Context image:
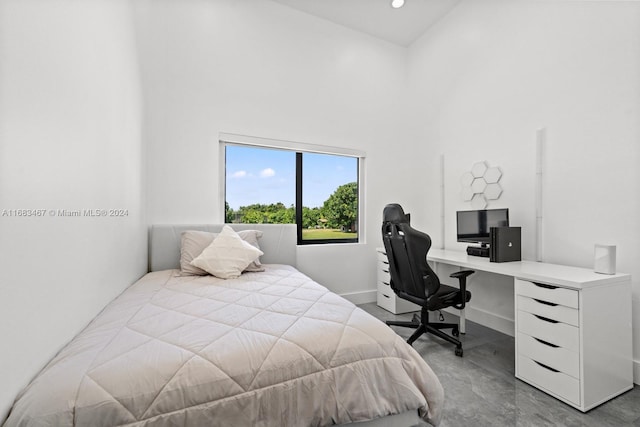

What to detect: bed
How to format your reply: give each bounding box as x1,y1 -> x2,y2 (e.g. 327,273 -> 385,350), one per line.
4,224 -> 444,427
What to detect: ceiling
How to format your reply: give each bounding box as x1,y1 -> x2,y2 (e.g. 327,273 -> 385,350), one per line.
270,0 -> 461,47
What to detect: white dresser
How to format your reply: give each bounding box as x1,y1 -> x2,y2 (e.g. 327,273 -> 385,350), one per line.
376,248 -> 420,314
514,277 -> 632,412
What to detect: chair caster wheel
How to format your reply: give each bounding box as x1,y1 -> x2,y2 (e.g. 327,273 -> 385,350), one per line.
455,347 -> 463,357
452,327 -> 459,337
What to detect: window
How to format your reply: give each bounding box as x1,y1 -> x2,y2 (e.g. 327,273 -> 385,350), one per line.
222,135 -> 362,245
298,152 -> 358,243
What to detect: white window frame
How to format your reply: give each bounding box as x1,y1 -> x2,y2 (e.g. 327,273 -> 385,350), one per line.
219,132 -> 366,244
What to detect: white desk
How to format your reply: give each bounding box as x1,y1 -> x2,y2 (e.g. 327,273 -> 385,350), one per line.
426,249 -> 633,412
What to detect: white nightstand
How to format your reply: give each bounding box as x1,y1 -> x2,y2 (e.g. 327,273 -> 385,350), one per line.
376,247 -> 420,314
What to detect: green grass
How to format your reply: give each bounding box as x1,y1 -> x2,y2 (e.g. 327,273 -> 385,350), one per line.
302,229 -> 357,240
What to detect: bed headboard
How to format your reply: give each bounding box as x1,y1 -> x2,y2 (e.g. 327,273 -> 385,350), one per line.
149,224 -> 297,272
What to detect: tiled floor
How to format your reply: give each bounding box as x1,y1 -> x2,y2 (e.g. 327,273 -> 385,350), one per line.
358,303 -> 640,427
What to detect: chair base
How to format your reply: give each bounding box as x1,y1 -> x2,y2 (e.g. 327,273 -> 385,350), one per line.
387,312 -> 464,357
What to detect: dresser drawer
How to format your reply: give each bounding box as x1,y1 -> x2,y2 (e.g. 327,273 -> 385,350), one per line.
377,289 -> 395,312
377,251 -> 388,263
517,332 -> 579,379
378,280 -> 392,294
378,267 -> 390,284
518,354 -> 580,406
377,286 -> 419,314
517,311 -> 579,352
517,295 -> 579,327
516,279 -> 578,309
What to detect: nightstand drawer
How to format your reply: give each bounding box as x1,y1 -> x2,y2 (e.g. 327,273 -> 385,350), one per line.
518,354 -> 580,406
517,295 -> 579,327
517,310 -> 579,352
516,279 -> 578,309
518,332 -> 579,379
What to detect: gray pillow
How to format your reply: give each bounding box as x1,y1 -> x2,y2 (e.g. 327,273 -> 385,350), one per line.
180,229 -> 265,276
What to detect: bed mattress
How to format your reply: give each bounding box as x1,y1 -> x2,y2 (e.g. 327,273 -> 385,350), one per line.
5,265 -> 443,426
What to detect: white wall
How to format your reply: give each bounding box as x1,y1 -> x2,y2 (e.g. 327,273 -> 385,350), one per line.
408,0 -> 640,379
135,0 -> 419,299
0,0 -> 147,421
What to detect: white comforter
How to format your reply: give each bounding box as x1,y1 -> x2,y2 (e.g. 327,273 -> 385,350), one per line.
5,265 -> 444,426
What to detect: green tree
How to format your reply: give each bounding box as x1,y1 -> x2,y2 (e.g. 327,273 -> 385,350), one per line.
271,205 -> 295,224
302,206 -> 322,229
225,202 -> 235,223
323,182 -> 357,231
242,209 -> 265,224
234,203 -> 294,224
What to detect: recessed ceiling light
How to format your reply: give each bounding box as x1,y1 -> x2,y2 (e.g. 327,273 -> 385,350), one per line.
391,0 -> 405,9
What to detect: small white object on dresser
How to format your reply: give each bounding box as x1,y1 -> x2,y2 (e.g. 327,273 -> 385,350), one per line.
376,247 -> 421,314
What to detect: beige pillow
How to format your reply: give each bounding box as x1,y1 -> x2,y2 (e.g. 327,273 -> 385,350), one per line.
190,225 -> 264,279
180,229 -> 265,276
236,231 -> 265,272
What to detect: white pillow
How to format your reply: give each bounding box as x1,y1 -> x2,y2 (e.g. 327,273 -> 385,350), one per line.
190,225 -> 264,279
180,229 -> 265,276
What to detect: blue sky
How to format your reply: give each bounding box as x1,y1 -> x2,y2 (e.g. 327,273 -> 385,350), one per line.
226,145 -> 357,209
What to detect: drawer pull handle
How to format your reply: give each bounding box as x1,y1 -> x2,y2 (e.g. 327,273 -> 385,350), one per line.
382,269 -> 389,274
382,294 -> 390,299
534,337 -> 559,348
534,360 -> 560,373
533,298 -> 558,307
382,281 -> 390,286
533,314 -> 559,324
533,282 -> 558,290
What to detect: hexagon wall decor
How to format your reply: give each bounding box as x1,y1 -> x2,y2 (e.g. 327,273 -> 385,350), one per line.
485,183 -> 503,200
484,167 -> 502,184
460,161 -> 503,206
471,161 -> 487,177
471,194 -> 488,209
461,186 -> 474,201
471,177 -> 487,193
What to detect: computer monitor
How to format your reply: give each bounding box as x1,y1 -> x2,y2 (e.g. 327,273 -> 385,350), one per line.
456,208 -> 509,246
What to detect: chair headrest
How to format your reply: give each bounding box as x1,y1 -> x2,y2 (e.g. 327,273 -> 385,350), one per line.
383,203 -> 410,224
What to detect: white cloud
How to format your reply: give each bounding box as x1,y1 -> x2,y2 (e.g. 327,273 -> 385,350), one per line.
260,168 -> 275,178
231,170 -> 247,178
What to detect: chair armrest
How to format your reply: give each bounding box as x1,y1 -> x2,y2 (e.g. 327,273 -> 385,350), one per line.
450,270 -> 474,280
449,270 -> 474,309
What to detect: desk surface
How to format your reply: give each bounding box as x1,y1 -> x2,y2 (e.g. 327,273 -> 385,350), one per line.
427,249 -> 630,290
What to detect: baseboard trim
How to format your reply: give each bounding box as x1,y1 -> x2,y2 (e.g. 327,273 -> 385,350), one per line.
634,359 -> 640,385
340,289 -> 377,305
443,305 -> 515,337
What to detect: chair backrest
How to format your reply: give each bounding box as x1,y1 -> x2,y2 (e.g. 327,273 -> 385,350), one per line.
382,204 -> 441,302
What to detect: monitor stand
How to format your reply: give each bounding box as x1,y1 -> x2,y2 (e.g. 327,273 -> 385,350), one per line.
466,244 -> 490,257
